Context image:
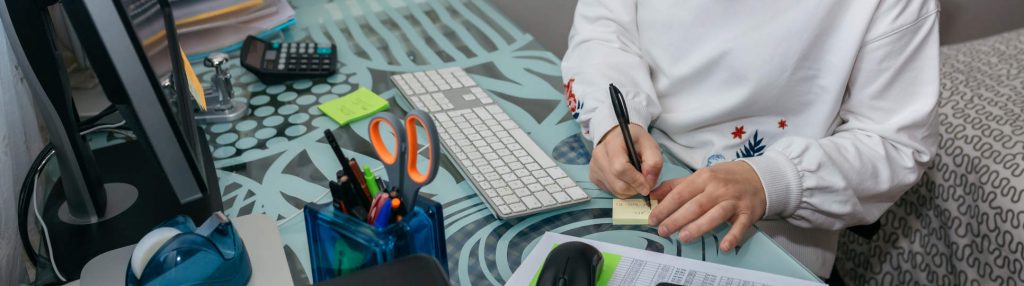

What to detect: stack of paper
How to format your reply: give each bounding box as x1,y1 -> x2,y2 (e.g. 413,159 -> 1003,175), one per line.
124,0 -> 295,61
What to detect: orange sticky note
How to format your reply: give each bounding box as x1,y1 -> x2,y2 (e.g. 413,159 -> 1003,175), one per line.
179,48 -> 206,111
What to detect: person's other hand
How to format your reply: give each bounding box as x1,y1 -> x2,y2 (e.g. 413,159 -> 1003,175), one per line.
590,124 -> 663,198
648,161 -> 766,252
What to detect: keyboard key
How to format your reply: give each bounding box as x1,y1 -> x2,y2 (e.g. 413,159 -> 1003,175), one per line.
546,167 -> 568,179
509,181 -> 525,189
539,177 -> 555,185
495,166 -> 511,174
514,169 -> 530,177
498,205 -> 511,215
545,184 -> 561,193
553,192 -> 571,203
515,188 -> 531,197
567,187 -> 588,201
478,166 -> 494,173
522,196 -> 541,209
492,159 -> 506,167
510,203 -> 527,213
518,156 -> 536,165
535,192 -> 556,206
531,170 -> 547,178
528,183 -> 544,192
484,172 -> 501,181
557,177 -> 575,188
502,195 -> 519,204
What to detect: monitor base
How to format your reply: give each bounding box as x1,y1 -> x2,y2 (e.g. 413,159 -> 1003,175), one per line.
39,139 -> 220,281
56,182 -> 137,225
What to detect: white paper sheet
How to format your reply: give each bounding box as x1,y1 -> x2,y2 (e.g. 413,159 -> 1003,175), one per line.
507,232 -> 825,286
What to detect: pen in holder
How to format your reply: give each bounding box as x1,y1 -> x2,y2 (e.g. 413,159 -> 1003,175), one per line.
303,194 -> 447,283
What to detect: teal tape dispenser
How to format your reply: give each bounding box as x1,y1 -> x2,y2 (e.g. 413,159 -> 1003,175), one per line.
126,212 -> 252,285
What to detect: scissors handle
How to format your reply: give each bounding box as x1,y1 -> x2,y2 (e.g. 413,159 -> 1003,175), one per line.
369,112 -> 407,188
402,110 -> 440,190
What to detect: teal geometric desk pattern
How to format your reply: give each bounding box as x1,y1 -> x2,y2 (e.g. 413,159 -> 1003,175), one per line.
189,0 -> 820,284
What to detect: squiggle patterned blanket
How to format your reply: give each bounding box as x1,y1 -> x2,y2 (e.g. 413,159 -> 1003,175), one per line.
836,28 -> 1024,285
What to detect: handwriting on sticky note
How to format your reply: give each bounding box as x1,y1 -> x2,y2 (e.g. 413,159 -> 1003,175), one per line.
612,199 -> 658,225
318,87 -> 390,126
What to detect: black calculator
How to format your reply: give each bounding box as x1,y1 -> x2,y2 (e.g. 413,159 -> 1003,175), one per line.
240,35 -> 337,84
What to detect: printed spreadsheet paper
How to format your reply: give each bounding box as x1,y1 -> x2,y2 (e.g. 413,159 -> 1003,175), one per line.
507,232 -> 825,286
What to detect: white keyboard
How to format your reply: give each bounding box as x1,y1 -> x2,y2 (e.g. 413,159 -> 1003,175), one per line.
391,67 -> 590,219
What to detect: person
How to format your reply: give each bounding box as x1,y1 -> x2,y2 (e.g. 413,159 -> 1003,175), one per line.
562,0 -> 940,278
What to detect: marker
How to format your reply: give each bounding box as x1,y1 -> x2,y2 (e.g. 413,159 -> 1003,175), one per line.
366,193 -> 389,224
348,159 -> 371,206
363,167 -> 381,197
372,199 -> 393,228
328,180 -> 349,214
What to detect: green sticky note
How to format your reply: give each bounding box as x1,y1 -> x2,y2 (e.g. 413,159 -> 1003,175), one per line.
529,244 -> 622,286
318,87 -> 390,126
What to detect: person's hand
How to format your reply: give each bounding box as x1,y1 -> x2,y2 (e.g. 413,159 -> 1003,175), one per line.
648,161 -> 766,252
591,124 -> 663,198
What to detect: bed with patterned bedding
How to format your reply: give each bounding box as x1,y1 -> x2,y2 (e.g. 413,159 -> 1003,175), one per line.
834,28 -> 1024,285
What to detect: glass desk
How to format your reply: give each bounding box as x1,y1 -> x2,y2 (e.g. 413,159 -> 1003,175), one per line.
188,0 -> 822,284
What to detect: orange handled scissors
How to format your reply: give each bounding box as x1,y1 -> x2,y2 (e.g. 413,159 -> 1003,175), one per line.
368,110 -> 440,213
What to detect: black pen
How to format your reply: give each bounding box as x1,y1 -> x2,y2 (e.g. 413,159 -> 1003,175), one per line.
323,130 -> 349,168
609,83 -> 651,207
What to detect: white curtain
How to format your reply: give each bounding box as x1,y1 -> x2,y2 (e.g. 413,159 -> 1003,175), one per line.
0,23 -> 44,284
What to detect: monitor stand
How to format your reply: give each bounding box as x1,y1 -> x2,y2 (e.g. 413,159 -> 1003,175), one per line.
39,132 -> 222,281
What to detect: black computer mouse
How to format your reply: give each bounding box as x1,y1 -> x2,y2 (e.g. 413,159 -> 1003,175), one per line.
536,241 -> 603,286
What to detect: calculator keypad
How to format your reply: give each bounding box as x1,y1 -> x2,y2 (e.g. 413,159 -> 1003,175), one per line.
262,42 -> 335,73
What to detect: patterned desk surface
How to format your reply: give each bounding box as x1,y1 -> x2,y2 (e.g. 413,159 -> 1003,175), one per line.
190,0 -> 821,284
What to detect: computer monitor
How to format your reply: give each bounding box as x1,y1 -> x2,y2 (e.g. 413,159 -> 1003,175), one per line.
64,0 -> 215,204
1,0 -> 223,280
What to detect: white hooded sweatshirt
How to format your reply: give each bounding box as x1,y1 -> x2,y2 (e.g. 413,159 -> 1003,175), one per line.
561,0 -> 940,277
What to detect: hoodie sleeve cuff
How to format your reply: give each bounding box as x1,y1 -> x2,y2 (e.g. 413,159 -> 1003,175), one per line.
589,98 -> 655,148
737,150 -> 803,220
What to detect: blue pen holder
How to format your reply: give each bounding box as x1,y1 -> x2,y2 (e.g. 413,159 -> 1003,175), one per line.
304,196 -> 447,283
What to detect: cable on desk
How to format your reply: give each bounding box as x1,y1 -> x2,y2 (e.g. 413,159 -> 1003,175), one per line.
18,127 -> 130,283
32,150 -> 65,282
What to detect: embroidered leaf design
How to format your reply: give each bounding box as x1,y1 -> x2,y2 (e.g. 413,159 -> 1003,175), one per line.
735,130 -> 765,158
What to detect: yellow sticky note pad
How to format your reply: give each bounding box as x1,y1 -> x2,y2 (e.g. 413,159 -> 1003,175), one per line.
612,199 -> 658,225
318,87 -> 390,126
